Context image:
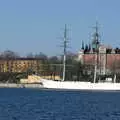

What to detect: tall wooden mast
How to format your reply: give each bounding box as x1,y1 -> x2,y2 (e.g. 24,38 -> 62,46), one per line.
62,24 -> 67,81
93,22 -> 100,83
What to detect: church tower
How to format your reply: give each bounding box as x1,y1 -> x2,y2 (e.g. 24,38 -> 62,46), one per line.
92,22 -> 100,52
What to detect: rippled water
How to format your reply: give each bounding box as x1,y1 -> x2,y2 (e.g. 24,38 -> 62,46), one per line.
0,88 -> 120,120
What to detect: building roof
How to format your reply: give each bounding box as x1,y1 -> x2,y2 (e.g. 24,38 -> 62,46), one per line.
0,57 -> 43,60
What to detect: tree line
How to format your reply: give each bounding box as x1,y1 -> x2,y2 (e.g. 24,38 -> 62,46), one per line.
1,50 -> 120,83
0,50 -> 93,82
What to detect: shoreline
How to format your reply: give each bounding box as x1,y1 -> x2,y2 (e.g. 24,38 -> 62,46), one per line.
0,83 -> 43,88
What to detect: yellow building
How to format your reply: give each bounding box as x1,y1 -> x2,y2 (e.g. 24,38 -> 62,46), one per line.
0,58 -> 42,73
0,58 -> 62,81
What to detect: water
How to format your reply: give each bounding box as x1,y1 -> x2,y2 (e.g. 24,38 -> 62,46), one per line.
0,89 -> 120,120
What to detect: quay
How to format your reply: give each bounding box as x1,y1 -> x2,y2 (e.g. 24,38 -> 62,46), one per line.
0,83 -> 43,88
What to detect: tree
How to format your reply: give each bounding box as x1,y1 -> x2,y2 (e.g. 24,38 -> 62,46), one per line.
26,52 -> 34,58
0,50 -> 20,59
49,56 -> 60,64
35,52 -> 48,60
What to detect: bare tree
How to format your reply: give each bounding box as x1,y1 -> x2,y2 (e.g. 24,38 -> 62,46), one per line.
0,50 -> 20,59
26,52 -> 34,58
35,52 -> 48,60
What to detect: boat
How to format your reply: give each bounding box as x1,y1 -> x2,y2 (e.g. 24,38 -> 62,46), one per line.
41,78 -> 120,91
41,24 -> 120,91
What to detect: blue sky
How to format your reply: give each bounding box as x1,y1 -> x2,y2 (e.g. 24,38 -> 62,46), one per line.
0,0 -> 120,56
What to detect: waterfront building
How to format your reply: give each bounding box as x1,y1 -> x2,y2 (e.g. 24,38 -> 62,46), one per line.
78,23 -> 120,74
0,58 -> 42,73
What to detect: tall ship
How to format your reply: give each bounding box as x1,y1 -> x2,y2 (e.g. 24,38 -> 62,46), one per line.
41,23 -> 120,90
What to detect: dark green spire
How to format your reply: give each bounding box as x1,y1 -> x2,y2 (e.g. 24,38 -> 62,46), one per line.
88,43 -> 91,51
92,22 -> 100,51
81,41 -> 84,50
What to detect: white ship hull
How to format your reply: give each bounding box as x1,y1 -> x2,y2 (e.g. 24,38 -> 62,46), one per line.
41,79 -> 120,91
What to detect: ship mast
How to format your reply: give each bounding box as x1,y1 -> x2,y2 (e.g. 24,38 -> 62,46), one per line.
62,24 -> 67,81
93,22 -> 99,83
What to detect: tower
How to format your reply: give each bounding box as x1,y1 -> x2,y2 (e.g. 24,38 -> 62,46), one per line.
81,41 -> 84,50
92,22 -> 100,52
91,22 -> 106,75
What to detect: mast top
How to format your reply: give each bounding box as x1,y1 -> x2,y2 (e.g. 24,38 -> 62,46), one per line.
92,22 -> 100,51
64,24 -> 67,40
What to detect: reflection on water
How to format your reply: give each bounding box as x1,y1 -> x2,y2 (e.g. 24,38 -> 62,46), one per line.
0,88 -> 120,120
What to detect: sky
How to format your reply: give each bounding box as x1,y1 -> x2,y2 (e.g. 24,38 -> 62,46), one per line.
0,0 -> 120,56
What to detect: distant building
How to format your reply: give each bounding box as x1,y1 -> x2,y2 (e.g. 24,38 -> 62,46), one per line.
78,23 -> 120,74
0,58 -> 42,73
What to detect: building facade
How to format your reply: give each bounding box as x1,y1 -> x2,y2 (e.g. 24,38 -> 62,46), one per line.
0,58 -> 42,73
78,23 -> 120,74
